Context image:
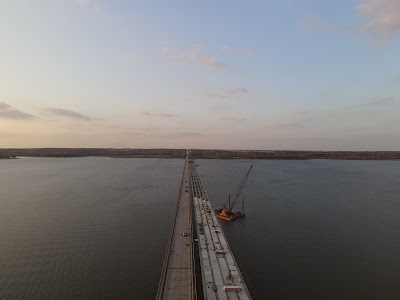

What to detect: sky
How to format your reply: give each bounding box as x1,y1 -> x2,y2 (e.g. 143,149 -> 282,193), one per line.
1,0 -> 400,150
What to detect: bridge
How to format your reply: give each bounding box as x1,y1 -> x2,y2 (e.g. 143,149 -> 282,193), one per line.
157,155 -> 252,300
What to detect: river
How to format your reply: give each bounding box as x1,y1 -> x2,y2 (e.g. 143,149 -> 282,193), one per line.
1,158 -> 399,299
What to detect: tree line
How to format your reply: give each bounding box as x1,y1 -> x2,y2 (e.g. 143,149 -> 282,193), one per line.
1,148 -> 400,160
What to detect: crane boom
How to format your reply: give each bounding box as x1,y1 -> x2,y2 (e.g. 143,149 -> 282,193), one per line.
224,165 -> 253,209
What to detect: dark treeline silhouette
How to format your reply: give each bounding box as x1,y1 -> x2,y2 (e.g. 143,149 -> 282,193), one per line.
1,148 -> 400,160
0,148 -> 184,158
1,155 -> 17,159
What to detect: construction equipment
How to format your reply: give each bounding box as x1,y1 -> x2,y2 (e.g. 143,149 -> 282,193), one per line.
215,165 -> 253,221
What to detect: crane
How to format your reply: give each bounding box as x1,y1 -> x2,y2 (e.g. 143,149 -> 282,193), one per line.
215,165 -> 253,221
224,165 -> 253,210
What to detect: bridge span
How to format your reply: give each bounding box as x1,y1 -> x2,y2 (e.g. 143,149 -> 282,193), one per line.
157,157 -> 252,300
156,157 -> 195,300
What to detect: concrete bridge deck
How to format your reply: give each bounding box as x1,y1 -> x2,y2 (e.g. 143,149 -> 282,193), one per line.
157,157 -> 251,300
156,157 -> 195,300
190,164 -> 252,300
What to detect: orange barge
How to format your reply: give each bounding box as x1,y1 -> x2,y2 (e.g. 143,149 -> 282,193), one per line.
215,165 -> 253,222
214,208 -> 245,221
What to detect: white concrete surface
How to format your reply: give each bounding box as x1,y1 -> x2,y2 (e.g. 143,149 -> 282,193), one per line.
191,166 -> 252,300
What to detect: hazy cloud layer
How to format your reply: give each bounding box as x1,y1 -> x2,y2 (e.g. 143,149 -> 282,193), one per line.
44,107 -> 92,121
300,15 -> 341,33
209,103 -> 231,112
206,93 -> 229,99
124,52 -> 138,63
279,96 -> 398,129
201,57 -> 225,71
162,46 -> 226,71
222,45 -> 233,54
301,1 -> 400,40
74,0 -> 104,17
221,45 -> 255,56
143,112 -> 178,118
0,103 -> 10,109
366,96 -> 399,105
76,0 -> 90,6
0,102 -> 37,120
226,88 -> 248,96
142,126 -> 159,131
174,132 -> 205,137
357,0 -> 400,39
279,121 -> 306,129
207,87 -> 249,99
279,111 -> 315,129
162,46 -> 199,63
222,116 -> 247,123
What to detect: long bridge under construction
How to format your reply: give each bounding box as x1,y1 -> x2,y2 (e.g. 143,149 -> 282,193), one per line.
156,153 -> 252,300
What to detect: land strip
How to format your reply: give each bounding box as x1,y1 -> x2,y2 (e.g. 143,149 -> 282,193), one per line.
1,148 -> 400,160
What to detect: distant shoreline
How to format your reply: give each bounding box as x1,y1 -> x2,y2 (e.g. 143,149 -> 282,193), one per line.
1,149 -> 400,160
0,156 -> 17,160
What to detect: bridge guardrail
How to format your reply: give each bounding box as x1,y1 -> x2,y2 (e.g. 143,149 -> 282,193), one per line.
156,160 -> 187,300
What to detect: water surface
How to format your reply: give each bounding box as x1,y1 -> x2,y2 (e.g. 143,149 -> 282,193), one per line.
1,158 -> 400,299
0,157 -> 183,299
198,159 -> 400,299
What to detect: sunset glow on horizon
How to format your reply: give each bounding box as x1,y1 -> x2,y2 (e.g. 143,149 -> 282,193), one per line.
1,0 -> 400,150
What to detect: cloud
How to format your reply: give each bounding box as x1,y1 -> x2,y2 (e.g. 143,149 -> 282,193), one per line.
205,93 -> 229,99
300,14 -> 354,36
357,0 -> 400,39
301,15 -> 331,32
0,102 -> 37,120
174,132 -> 205,137
143,112 -> 178,118
222,45 -> 233,54
201,57 -> 225,71
222,116 -> 247,123
76,0 -> 90,6
366,96 -> 399,105
106,130 -> 149,137
162,46 -> 226,71
278,96 -> 397,130
93,5 -> 105,17
301,1 -> 400,40
226,88 -> 248,96
0,102 -> 10,109
209,103 -> 231,112
43,107 -> 92,121
221,45 -> 255,56
279,122 -> 305,129
74,0 -> 104,18
124,52 -> 138,63
279,115 -> 314,129
142,127 -> 159,131
162,46 -> 200,64
206,87 -> 249,99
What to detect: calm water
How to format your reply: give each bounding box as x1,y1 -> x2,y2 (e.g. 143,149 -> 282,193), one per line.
198,159 -> 400,300
1,158 -> 400,299
0,157 -> 183,299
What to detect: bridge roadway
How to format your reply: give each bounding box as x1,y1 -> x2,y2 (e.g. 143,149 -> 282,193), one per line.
190,164 -> 252,300
157,158 -> 252,300
156,157 -> 194,300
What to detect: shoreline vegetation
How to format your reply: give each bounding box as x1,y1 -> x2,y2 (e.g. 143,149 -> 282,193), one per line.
1,148 -> 400,160
1,155 -> 17,159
